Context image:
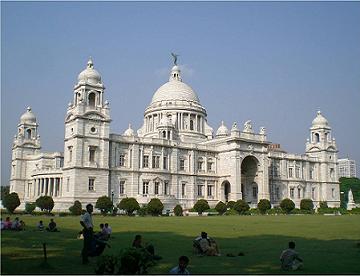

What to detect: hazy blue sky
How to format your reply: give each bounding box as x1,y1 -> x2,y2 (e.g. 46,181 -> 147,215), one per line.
2,2 -> 360,186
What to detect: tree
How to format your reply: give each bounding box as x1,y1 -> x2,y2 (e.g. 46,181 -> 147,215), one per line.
300,199 -> 314,211
69,200 -> 82,215
1,186 -> 10,200
25,202 -> 36,214
118,197 -> 140,216
233,199 -> 250,215
193,199 -> 210,215
173,204 -> 183,216
35,196 -> 54,213
3,192 -> 20,213
226,201 -> 236,209
339,177 -> 360,208
147,198 -> 164,216
95,196 -> 113,215
280,198 -> 295,214
215,201 -> 227,215
257,199 -> 271,214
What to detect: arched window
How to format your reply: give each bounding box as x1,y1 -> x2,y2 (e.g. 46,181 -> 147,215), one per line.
88,93 -> 96,107
190,120 -> 194,130
314,133 -> 320,143
162,131 -> 166,138
26,129 -> 32,139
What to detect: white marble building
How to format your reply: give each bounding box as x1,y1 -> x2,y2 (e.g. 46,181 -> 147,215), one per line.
9,58 -> 341,211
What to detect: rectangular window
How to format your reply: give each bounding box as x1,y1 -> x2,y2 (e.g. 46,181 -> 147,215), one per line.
207,162 -> 213,172
197,185 -> 203,196
312,187 -> 315,200
66,177 -> 70,192
182,183 -> 186,197
164,181 -> 169,195
129,149 -> 132,168
154,182 -> 159,195
119,154 -> 125,167
119,180 -> 125,194
198,161 -> 203,172
88,178 -> 95,191
152,156 -> 160,169
163,156 -> 167,170
143,181 -> 149,194
89,146 -> 96,162
276,187 -> 280,199
332,188 -> 335,198
297,188 -> 301,199
253,186 -> 257,198
295,167 -> 300,178
309,167 -> 314,179
68,146 -> 73,162
290,187 -> 294,198
289,168 -> 293,178
143,155 -> 149,168
207,185 -> 213,196
179,159 -> 185,171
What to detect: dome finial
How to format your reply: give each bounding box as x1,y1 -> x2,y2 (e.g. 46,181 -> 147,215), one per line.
87,57 -> 93,68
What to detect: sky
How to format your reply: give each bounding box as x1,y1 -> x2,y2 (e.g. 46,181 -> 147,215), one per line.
1,2 -> 360,186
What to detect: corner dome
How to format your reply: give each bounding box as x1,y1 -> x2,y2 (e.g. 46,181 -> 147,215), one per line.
20,107 -> 37,124
216,121 -> 229,137
123,124 -> 135,136
150,65 -> 200,105
312,111 -> 329,128
77,58 -> 102,85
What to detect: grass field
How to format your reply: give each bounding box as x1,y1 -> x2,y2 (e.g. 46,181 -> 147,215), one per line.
1,215 -> 360,274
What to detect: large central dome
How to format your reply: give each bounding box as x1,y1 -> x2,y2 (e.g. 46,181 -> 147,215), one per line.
150,65 -> 200,105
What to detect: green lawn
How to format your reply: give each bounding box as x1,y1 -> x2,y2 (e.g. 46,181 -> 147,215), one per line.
1,215 -> 360,274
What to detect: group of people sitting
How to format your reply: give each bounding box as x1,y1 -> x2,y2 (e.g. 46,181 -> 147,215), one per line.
1,217 -> 25,231
36,219 -> 59,232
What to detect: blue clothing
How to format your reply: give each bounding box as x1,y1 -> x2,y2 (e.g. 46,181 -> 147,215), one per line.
169,266 -> 190,275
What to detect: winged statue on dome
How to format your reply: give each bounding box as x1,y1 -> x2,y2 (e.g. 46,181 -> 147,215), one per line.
171,52 -> 179,65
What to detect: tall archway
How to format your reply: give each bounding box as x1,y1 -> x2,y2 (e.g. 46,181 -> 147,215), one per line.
221,180 -> 231,203
241,155 -> 259,204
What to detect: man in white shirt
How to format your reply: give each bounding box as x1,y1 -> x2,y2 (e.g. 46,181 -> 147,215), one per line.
104,223 -> 112,236
80,204 -> 94,264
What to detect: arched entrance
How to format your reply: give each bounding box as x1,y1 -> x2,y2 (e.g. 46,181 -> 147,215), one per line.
241,155 -> 259,204
221,180 -> 231,203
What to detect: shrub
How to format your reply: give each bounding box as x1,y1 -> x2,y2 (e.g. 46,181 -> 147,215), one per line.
25,202 -> 36,214
350,207 -> 360,214
267,207 -> 284,215
193,199 -> 210,215
118,198 -> 140,216
233,200 -> 250,215
137,205 -> 148,216
300,199 -> 314,211
226,201 -> 236,209
95,196 -> 113,215
257,199 -> 271,214
147,198 -> 164,216
215,201 -> 227,215
3,192 -> 21,213
249,208 -> 260,215
69,200 -> 82,215
112,206 -> 118,216
173,204 -> 183,216
280,198 -> 295,214
35,196 -> 54,213
224,209 -> 238,216
319,201 -> 328,209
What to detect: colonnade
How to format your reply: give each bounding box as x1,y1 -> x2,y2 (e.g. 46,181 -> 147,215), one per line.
33,177 -> 62,198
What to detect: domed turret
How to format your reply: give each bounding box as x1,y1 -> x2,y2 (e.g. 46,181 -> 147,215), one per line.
20,107 -> 37,124
216,121 -> 229,137
77,58 -> 102,85
312,111 -> 329,128
123,124 -> 135,136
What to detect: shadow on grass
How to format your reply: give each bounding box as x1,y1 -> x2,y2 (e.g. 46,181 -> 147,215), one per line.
2,227 -> 359,274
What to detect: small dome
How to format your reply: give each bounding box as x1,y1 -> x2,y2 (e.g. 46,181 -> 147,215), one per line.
312,111 -> 329,127
216,121 -> 229,137
20,107 -> 36,124
123,124 -> 135,136
77,58 -> 102,84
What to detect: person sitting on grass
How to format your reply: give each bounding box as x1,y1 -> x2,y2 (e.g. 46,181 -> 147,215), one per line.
198,232 -> 220,256
19,220 -> 26,231
4,217 -> 12,230
104,223 -> 112,237
37,220 -> 44,231
46,219 -> 59,232
170,255 -> 190,275
132,234 -> 162,260
95,223 -> 109,241
280,241 -> 303,271
11,217 -> 21,231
